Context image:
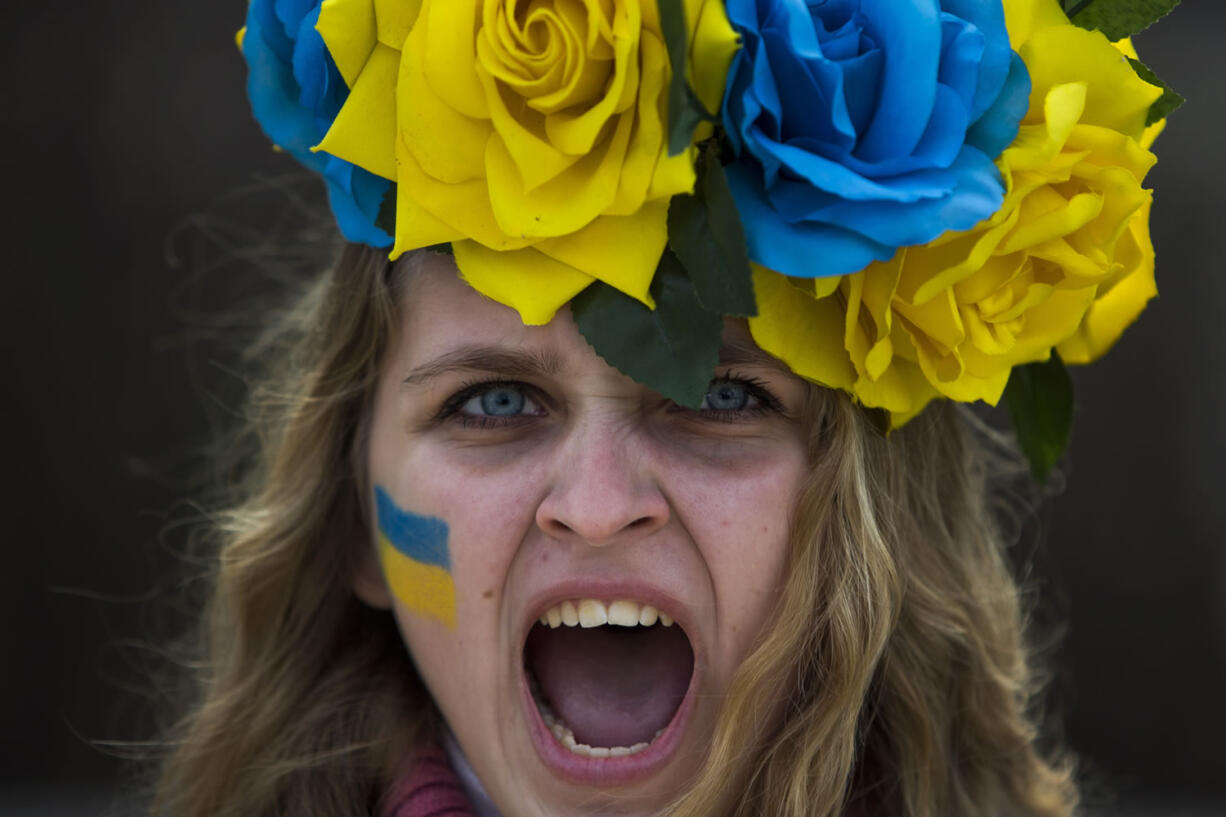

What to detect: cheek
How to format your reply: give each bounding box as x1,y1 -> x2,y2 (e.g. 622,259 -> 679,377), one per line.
379,446 -> 545,623
373,485 -> 458,628
377,452 -> 548,736
669,448 -> 806,653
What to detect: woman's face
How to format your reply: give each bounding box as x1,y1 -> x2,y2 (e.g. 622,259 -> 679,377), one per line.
363,255 -> 812,816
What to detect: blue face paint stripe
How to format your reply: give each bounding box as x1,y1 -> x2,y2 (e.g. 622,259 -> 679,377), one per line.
374,486 -> 451,570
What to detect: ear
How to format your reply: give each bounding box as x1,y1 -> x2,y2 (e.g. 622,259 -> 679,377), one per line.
350,532 -> 393,611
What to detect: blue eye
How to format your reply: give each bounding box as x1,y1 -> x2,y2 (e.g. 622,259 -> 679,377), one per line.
478,385 -> 525,416
701,379 -> 755,411
456,382 -> 544,421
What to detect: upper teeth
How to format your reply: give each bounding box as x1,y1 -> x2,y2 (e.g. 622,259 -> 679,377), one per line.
538,599 -> 674,629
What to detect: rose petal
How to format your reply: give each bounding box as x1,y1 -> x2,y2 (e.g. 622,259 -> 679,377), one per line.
394,135 -> 533,252
747,266 -> 855,392
1058,200 -> 1156,364
485,108 -> 632,237
322,155 -> 392,247
942,0 -> 1010,120
399,16 -> 494,184
315,41 -> 402,180
423,1 -> 488,120
292,7 -> 346,122
543,3 -> 640,156
1019,25 -> 1159,138
478,60 -> 579,192
685,0 -> 741,114
968,52 -> 1032,158
453,242 -> 596,326
767,146 -> 1002,249
854,0 -> 941,162
533,202 -> 668,309
726,163 -> 894,278
316,0 -> 378,87
244,4 -> 324,164
389,176 -> 463,260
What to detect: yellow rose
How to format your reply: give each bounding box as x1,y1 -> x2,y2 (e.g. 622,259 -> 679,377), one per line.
748,0 -> 1161,424
317,0 -> 738,324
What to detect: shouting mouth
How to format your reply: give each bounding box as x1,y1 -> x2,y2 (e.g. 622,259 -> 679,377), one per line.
522,597 -> 697,784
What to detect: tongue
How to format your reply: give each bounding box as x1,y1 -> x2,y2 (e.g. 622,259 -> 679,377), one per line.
527,624 -> 694,748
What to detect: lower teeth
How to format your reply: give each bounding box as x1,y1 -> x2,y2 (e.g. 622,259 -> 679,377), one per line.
529,674 -> 662,759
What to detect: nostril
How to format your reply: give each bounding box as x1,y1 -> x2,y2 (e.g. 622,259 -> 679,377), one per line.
546,519 -> 575,537
535,477 -> 670,544
538,514 -> 661,547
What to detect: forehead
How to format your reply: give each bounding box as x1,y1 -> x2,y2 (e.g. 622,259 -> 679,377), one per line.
393,252 -> 792,379
396,252 -> 551,361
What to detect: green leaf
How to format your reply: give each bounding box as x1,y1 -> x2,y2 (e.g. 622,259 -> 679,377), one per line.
376,182 -> 397,236
571,254 -> 723,407
668,144 -> 757,317
659,0 -> 713,156
1067,0 -> 1181,41
1128,57 -> 1186,125
1003,354 -> 1075,483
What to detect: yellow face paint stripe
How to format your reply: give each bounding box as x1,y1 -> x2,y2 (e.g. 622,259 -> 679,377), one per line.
377,533 -> 457,628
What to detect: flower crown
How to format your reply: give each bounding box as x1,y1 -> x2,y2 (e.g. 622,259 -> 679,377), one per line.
239,0 -> 1181,479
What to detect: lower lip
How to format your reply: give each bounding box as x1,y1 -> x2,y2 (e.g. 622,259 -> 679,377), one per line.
519,663 -> 699,786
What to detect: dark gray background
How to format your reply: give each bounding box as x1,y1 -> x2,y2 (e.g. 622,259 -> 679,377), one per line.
2,1 -> 1223,814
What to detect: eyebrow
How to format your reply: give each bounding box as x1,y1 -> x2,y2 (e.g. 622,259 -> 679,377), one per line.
400,338 -> 790,389
718,337 -> 794,374
401,345 -> 566,387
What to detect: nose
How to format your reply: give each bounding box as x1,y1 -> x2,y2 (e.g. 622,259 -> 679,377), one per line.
535,416 -> 670,547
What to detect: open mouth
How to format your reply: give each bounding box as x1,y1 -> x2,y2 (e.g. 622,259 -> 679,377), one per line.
524,599 -> 696,759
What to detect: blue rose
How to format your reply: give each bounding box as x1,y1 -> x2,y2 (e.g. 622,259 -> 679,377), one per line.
242,0 -> 392,247
721,0 -> 1031,278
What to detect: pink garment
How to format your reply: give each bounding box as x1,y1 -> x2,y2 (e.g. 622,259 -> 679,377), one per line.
383,747 -> 476,817
382,745 -> 875,817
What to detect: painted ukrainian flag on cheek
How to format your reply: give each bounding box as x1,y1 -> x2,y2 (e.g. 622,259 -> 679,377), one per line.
374,486 -> 455,628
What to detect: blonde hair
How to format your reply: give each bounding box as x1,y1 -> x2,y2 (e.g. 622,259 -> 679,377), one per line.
152,243 -> 1077,817
669,391 -> 1076,817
